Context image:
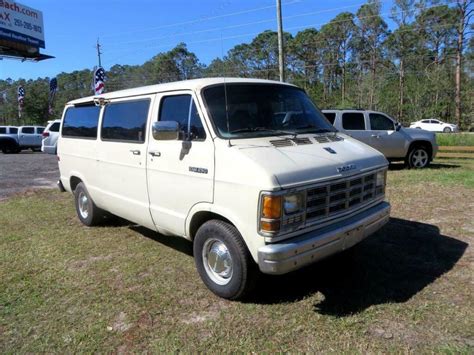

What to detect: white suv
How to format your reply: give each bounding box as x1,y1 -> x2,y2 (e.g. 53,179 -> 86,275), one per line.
323,109 -> 438,169
41,119 -> 61,154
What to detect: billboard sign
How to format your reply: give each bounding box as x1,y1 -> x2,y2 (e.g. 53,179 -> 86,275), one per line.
0,1 -> 44,48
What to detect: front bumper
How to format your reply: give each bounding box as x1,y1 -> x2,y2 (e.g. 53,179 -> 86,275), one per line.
257,201 -> 390,274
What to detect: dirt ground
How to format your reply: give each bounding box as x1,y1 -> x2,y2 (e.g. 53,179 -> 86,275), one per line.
0,151 -> 59,200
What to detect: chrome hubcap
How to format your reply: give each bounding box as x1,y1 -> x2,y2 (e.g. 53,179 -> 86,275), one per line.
412,149 -> 428,168
202,238 -> 233,285
78,192 -> 89,219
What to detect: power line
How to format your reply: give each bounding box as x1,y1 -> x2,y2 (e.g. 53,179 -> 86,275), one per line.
103,3 -> 458,64
98,0 -> 302,40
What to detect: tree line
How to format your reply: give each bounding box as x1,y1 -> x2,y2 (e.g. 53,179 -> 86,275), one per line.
1,0 -> 473,128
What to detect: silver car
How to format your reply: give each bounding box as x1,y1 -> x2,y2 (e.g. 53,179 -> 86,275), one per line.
323,109 -> 438,168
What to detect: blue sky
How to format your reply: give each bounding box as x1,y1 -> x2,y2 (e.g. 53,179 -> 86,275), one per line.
0,0 -> 396,81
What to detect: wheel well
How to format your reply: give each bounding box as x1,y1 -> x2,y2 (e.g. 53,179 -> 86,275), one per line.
189,211 -> 233,240
69,176 -> 82,192
408,140 -> 433,160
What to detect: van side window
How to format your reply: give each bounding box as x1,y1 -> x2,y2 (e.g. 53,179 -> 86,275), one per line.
36,127 -> 44,134
10,127 -> 18,134
22,127 -> 35,134
101,99 -> 150,143
62,105 -> 100,138
369,113 -> 394,130
159,95 -> 206,141
342,112 -> 365,130
0,127 -> 6,134
324,112 -> 336,124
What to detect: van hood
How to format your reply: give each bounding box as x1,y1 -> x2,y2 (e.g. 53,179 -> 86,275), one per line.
229,134 -> 388,188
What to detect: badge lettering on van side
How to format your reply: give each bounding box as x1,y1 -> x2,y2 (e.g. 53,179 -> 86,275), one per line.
189,167 -> 208,174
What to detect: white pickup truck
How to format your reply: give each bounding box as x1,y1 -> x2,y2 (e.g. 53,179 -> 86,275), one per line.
58,78 -> 391,299
0,125 -> 45,153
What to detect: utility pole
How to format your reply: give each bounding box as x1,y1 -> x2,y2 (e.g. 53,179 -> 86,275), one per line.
96,38 -> 102,67
276,0 -> 285,82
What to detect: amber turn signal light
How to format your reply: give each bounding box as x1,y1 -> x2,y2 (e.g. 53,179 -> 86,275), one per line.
262,195 -> 282,219
260,220 -> 281,233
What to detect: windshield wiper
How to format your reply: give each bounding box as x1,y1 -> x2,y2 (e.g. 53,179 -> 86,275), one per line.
230,127 -> 297,138
295,126 -> 335,134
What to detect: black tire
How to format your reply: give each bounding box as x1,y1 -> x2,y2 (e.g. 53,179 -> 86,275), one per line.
405,144 -> 430,169
194,220 -> 257,300
443,127 -> 451,133
74,182 -> 105,226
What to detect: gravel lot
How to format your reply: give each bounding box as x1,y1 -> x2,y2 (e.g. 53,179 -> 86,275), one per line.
0,151 -> 59,200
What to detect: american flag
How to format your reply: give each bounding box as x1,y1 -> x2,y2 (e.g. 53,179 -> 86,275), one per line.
18,86 -> 25,119
49,78 -> 58,115
18,86 -> 25,104
94,67 -> 105,95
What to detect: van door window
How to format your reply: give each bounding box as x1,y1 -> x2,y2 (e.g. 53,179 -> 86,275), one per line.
0,127 -> 6,134
101,99 -> 150,143
342,112 -> 365,130
36,127 -> 44,134
62,105 -> 100,138
10,127 -> 18,134
369,113 -> 395,130
159,95 -> 206,141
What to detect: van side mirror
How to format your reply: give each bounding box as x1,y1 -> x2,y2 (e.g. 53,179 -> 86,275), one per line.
395,122 -> 402,131
152,121 -> 180,140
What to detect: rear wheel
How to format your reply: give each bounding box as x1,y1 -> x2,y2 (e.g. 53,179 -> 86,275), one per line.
194,220 -> 257,300
74,182 -> 105,226
443,127 -> 452,133
406,145 -> 430,169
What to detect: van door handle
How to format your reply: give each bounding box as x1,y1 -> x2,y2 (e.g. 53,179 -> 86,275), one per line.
371,134 -> 380,138
129,149 -> 141,155
149,150 -> 161,157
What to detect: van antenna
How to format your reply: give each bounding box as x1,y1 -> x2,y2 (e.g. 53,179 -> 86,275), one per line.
221,33 -> 232,147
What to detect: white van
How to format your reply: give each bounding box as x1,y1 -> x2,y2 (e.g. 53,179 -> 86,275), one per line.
58,78 -> 390,299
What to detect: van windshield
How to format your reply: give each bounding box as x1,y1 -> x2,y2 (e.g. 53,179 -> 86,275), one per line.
202,83 -> 335,138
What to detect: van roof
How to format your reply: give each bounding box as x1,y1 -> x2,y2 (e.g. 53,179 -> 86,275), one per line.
67,77 -> 296,105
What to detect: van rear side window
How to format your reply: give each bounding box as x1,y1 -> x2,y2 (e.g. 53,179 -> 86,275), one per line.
101,99 -> 150,143
62,105 -> 100,139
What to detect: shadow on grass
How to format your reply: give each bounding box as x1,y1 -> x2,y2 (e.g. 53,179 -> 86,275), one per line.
131,225 -> 193,257
248,217 -> 467,316
389,162 -> 461,171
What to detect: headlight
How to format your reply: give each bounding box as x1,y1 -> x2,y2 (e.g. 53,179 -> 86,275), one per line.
283,193 -> 305,215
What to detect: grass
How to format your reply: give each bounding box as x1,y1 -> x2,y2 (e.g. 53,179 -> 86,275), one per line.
436,133 -> 474,146
1,159 -> 473,352
389,158 -> 474,189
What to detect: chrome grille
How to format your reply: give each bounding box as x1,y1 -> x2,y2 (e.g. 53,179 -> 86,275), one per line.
305,171 -> 384,224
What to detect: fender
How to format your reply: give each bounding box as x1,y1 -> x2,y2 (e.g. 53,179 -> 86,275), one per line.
185,202 -> 263,262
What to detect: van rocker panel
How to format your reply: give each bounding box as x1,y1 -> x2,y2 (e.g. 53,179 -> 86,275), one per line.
258,201 -> 390,274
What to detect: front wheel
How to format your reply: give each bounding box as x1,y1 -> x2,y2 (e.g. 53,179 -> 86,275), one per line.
443,127 -> 452,133
194,220 -> 257,300
406,145 -> 430,169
